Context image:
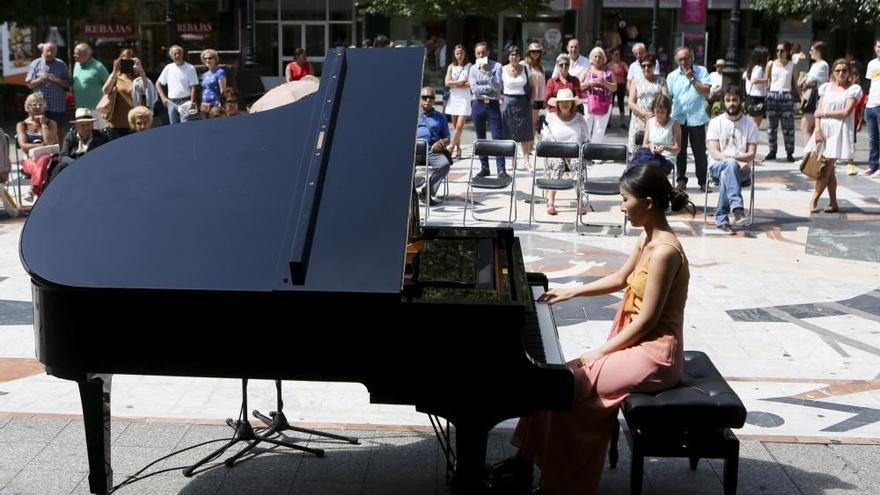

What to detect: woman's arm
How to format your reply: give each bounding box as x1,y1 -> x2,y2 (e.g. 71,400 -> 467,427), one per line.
444,64 -> 456,87
627,85 -> 642,116
642,119 -> 652,146
813,95 -> 826,141
669,122 -> 682,155
817,95 -> 857,119
16,122 -> 40,153
539,235 -> 644,304
582,245 -> 682,363
219,73 -> 227,94
102,59 -> 119,95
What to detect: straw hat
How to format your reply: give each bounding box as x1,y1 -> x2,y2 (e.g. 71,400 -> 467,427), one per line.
714,58 -> 726,68
547,88 -> 583,108
527,42 -> 543,53
70,108 -> 95,123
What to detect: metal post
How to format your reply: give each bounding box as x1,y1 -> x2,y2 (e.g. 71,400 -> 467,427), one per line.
651,0 -> 660,54
721,0 -> 742,92
243,0 -> 256,67
165,0 -> 176,47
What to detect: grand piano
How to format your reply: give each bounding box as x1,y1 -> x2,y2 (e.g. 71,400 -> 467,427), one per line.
20,48 -> 573,494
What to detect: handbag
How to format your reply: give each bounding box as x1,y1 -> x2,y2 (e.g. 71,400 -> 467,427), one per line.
746,96 -> 765,114
800,87 -> 815,112
799,140 -> 827,180
96,87 -> 116,120
585,70 -> 613,115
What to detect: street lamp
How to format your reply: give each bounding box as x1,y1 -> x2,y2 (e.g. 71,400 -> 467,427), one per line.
721,0 -> 742,93
650,0 -> 660,54
243,0 -> 257,67
166,0 -> 176,47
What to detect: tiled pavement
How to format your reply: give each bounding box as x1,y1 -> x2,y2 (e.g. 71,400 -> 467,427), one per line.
2,114 -> 880,493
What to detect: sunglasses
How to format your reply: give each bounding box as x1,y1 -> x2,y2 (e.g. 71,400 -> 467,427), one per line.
777,49 -> 786,53
420,95 -> 434,100
30,103 -> 45,108
641,63 -> 652,68
558,63 -> 569,67
225,100 -> 239,104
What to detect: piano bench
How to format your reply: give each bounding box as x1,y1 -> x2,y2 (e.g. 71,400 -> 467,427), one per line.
608,351 -> 747,495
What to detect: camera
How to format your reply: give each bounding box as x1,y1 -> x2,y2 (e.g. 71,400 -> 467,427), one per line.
120,59 -> 134,75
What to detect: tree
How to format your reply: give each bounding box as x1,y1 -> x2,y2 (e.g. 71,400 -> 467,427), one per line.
0,0 -> 92,25
751,0 -> 880,29
361,0 -> 550,20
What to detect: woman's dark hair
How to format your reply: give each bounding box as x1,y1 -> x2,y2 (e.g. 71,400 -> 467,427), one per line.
746,46 -> 769,80
776,41 -> 792,59
641,53 -> 655,66
220,87 -> 239,105
507,46 -> 521,58
650,94 -> 672,114
620,165 -> 694,214
452,44 -> 468,65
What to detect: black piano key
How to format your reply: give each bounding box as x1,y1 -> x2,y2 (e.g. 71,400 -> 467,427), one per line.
523,310 -> 547,363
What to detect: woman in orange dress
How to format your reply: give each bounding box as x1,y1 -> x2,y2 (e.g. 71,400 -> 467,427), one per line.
510,164 -> 693,495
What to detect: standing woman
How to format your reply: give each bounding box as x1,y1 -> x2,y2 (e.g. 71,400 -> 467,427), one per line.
580,47 -> 617,144
510,164 -> 692,495
743,46 -> 770,129
102,48 -> 149,140
199,49 -> 227,116
501,46 -> 534,169
764,41 -> 800,162
16,93 -> 58,200
607,49 -> 629,129
523,42 -> 546,143
811,59 -> 862,213
627,53 -> 665,152
799,41 -> 829,143
444,44 -> 471,160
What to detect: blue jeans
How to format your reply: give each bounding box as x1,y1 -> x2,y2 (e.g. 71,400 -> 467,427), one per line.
471,100 -> 505,174
167,99 -> 186,124
866,106 -> 880,172
709,159 -> 745,226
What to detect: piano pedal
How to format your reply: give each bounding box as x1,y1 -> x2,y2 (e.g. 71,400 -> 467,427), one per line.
486,456 -> 534,494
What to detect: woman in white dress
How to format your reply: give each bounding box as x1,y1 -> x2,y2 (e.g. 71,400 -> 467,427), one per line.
444,44 -> 471,160
811,58 -> 863,214
627,53 -> 665,152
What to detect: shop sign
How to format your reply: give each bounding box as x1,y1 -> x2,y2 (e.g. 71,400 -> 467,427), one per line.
680,31 -> 708,67
680,0 -> 706,23
602,0 -> 680,8
177,22 -> 214,35
83,23 -> 134,37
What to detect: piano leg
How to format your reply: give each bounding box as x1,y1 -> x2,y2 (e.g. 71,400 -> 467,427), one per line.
78,374 -> 113,495
451,420 -> 491,493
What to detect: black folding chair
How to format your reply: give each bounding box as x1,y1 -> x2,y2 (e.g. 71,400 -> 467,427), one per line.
413,139 -> 430,223
704,161 -> 756,227
581,143 -> 628,236
1,133 -> 24,208
462,139 -> 518,225
528,141 -> 584,231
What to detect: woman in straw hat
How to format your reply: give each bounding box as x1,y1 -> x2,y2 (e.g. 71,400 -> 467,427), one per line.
541,88 -> 590,216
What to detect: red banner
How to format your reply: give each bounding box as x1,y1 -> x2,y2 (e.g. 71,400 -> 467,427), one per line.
680,0 -> 706,23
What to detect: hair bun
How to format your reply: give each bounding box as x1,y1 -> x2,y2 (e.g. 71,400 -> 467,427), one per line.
669,190 -> 691,212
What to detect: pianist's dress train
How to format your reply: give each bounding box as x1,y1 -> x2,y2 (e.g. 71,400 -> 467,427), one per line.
513,240 -> 689,495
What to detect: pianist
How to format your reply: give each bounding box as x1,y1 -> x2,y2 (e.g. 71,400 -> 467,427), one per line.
416,86 -> 452,205
508,164 -> 693,495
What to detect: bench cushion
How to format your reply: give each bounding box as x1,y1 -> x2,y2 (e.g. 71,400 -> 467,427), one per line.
621,351 -> 746,430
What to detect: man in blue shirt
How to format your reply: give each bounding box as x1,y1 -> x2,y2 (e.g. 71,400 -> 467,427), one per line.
468,42 -> 507,179
416,86 -> 452,205
26,42 -> 71,132
665,47 -> 711,192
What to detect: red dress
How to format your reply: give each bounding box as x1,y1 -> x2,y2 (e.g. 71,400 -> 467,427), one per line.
513,240 -> 689,495
286,61 -> 312,81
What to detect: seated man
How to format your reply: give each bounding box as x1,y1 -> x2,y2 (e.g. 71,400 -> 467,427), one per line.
707,86 -> 758,234
416,86 -> 452,205
49,108 -> 109,185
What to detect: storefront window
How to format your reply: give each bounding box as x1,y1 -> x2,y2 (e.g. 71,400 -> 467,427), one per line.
256,0 -> 278,21
282,0 -> 326,21
329,0 -> 353,21
329,23 -> 352,48
256,23 -> 279,76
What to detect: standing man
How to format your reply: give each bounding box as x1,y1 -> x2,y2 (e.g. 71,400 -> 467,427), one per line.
706,87 -> 759,234
71,43 -> 110,130
864,38 -> 880,176
468,42 -> 507,179
156,45 -> 199,124
26,42 -> 71,132
285,48 -> 312,82
416,86 -> 452,205
552,38 -> 589,80
666,46 -> 711,192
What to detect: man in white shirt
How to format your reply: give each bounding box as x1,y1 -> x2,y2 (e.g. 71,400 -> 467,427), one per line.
864,38 -> 880,176
707,87 -> 759,234
552,38 -> 589,80
156,45 -> 199,124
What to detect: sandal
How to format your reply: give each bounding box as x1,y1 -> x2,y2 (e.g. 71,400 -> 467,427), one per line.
824,205 -> 839,213
809,203 -> 820,214
546,204 -> 557,216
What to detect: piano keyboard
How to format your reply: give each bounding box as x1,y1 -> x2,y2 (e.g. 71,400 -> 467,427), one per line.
524,285 -> 565,365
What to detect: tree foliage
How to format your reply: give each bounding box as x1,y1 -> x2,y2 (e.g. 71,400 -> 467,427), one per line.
0,0 -> 93,25
751,0 -> 880,29
361,0 -> 550,20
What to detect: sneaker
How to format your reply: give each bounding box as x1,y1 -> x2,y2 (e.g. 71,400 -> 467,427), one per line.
476,169 -> 490,178
764,152 -> 777,161
715,223 -> 735,235
498,171 -> 511,180
732,207 -> 747,225
786,154 -> 795,163
847,163 -> 858,176
859,168 -> 878,176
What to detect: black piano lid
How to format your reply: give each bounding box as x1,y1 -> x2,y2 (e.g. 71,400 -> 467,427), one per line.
20,48 -> 425,294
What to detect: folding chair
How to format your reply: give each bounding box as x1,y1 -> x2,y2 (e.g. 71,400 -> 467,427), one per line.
580,143 -> 628,236
704,162 -> 756,227
528,141 -> 584,230
3,133 -> 25,207
462,139 -> 517,225
413,139 -> 430,222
